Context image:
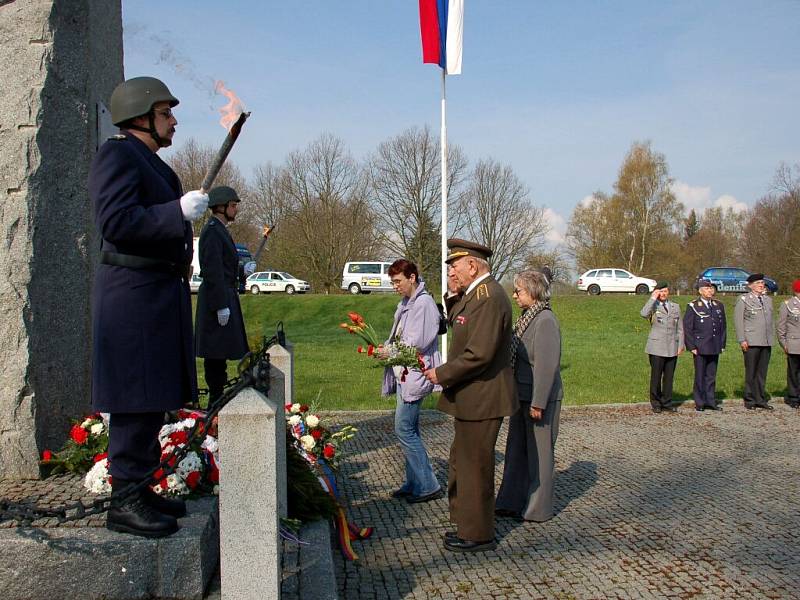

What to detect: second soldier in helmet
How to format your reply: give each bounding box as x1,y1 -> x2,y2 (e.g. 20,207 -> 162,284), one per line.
195,186 -> 250,402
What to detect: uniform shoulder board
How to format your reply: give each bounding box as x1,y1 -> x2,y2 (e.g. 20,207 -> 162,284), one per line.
108,134 -> 126,141
475,283 -> 490,300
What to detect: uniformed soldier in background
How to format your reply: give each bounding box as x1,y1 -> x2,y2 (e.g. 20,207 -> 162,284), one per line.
776,279 -> 800,409
423,239 -> 517,553
734,273 -> 774,410
683,279 -> 726,411
640,281 -> 684,413
195,186 -> 250,403
89,77 -> 208,537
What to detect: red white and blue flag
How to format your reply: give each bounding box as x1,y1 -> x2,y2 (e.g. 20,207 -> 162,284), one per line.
419,0 -> 463,75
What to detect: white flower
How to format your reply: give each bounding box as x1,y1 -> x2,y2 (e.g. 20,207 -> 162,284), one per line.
83,458 -> 111,495
179,418 -> 196,430
90,423 -> 104,435
177,451 -> 203,479
81,418 -> 93,429
288,415 -> 302,426
300,435 -> 316,451
305,414 -> 320,428
201,435 -> 218,455
290,403 -> 301,414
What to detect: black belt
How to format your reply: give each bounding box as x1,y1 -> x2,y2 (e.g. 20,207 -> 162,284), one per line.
100,251 -> 190,278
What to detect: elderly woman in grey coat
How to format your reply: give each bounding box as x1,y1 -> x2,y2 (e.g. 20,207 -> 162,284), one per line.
495,269 -> 563,522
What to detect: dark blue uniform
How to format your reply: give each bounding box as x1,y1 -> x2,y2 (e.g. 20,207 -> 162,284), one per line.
195,217 -> 248,400
89,132 -> 197,480
683,298 -> 727,409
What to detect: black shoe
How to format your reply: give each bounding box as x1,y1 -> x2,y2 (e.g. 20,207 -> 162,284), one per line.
406,488 -> 444,504
651,407 -> 662,414
442,530 -> 458,542
707,405 -> 722,411
142,486 -> 187,518
391,488 -> 413,499
745,405 -> 756,410
756,404 -> 774,410
663,406 -> 677,413
784,400 -> 799,408
695,406 -> 705,412
494,508 -> 521,519
444,537 -> 497,553
107,495 -> 178,538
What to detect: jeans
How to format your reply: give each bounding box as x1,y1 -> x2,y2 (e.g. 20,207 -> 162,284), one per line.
394,393 -> 440,496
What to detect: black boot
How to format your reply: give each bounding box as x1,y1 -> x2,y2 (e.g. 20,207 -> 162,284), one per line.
107,480 -> 178,538
142,485 -> 187,518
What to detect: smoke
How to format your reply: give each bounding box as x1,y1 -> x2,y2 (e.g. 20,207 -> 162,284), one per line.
124,22 -> 218,109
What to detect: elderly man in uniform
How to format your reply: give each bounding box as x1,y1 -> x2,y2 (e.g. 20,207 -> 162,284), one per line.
89,77 -> 208,537
423,239 -> 517,553
640,281 -> 684,413
195,186 -> 251,403
683,279 -> 727,411
734,273 -> 774,410
777,279 -> 800,408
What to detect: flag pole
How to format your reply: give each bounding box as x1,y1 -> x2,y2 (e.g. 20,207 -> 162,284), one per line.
440,68 -> 448,362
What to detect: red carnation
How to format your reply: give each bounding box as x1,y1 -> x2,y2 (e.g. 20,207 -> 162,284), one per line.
185,471 -> 202,490
348,312 -> 365,326
357,345 -> 364,353
323,444 -> 335,459
285,402 -> 293,411
70,424 -> 88,445
42,449 -> 53,461
93,452 -> 108,463
367,344 -> 375,356
299,404 -> 309,413
311,429 -> 323,440
170,430 -> 189,445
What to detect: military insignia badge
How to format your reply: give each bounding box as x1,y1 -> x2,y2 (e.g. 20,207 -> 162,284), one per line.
456,315 -> 467,325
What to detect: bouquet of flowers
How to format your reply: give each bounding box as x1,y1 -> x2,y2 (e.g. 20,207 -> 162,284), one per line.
40,413 -> 109,475
340,312 -> 423,370
285,402 -> 356,469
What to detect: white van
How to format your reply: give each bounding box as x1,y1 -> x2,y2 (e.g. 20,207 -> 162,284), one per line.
341,261 -> 394,294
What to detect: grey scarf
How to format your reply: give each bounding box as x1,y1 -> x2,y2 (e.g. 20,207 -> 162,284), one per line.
510,299 -> 551,370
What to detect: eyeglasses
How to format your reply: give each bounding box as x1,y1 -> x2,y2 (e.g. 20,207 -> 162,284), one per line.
153,108 -> 174,120
512,288 -> 521,295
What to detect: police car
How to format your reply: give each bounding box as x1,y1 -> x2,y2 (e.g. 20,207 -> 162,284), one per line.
246,271 -> 311,295
698,267 -> 778,294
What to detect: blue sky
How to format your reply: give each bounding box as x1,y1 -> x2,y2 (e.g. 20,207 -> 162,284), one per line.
123,1 -> 800,244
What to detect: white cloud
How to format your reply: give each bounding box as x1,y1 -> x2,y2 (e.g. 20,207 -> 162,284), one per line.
543,207 -> 567,245
714,194 -> 748,213
670,180 -> 749,215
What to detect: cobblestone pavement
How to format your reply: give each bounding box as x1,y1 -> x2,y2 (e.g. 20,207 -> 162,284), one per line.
330,403 -> 799,599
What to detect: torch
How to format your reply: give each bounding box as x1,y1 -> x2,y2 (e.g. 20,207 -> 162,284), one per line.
200,110 -> 251,193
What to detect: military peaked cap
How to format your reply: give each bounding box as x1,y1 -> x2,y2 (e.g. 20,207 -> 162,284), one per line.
746,273 -> 764,284
445,238 -> 492,264
696,278 -> 714,289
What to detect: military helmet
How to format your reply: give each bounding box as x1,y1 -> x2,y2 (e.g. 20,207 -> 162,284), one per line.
110,77 -> 179,126
208,186 -> 241,208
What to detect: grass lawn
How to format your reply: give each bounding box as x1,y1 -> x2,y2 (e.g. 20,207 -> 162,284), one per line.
194,292 -> 794,410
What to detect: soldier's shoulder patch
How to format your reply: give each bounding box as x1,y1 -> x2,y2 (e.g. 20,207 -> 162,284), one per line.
107,134 -> 126,141
475,283 -> 490,300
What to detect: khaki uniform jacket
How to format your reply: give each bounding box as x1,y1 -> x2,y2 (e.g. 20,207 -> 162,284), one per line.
640,298 -> 685,357
777,297 -> 800,354
436,276 -> 517,421
734,292 -> 774,346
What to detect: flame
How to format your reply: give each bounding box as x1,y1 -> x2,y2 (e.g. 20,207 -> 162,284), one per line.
214,80 -> 245,131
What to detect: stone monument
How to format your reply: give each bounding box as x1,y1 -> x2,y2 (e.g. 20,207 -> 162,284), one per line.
0,0 -> 123,479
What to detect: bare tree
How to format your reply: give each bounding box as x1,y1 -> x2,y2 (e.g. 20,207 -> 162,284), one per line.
281,134 -> 378,292
460,159 -> 548,281
167,138 -> 247,231
368,126 -> 467,285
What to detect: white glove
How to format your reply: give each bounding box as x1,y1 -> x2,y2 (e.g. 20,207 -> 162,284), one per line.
243,261 -> 256,276
217,308 -> 230,326
180,190 -> 209,221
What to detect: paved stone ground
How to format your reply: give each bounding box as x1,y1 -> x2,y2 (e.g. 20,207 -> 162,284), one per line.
329,403 -> 799,599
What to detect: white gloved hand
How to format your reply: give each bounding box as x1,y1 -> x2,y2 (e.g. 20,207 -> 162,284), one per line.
217,307 -> 231,326
243,261 -> 256,276
180,190 -> 209,221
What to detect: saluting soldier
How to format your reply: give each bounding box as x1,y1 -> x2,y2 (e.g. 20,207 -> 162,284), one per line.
734,273 -> 774,410
89,77 -> 208,537
423,239 -> 517,553
640,281 -> 684,413
683,279 -> 727,411
195,186 -> 250,403
776,279 -> 800,408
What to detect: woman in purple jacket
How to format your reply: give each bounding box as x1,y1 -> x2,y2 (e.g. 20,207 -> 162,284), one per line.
380,259 -> 443,503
